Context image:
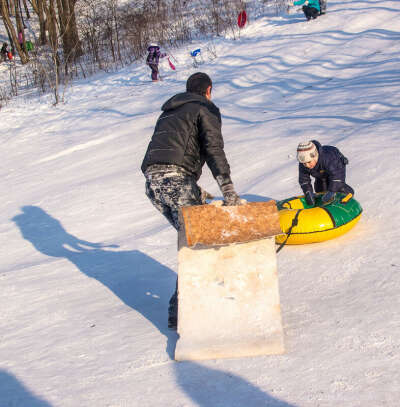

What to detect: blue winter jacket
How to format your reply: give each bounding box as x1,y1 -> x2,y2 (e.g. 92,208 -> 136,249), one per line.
299,140 -> 349,194
294,0 -> 320,11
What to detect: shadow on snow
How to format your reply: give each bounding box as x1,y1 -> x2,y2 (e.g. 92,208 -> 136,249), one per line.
12,206 -> 299,405
0,369 -> 53,407
175,362 -> 297,407
12,205 -> 178,359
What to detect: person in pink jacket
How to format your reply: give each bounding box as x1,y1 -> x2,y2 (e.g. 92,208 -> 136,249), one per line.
146,43 -> 167,82
18,30 -> 24,51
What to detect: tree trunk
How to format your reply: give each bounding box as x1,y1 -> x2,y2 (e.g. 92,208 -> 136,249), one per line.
30,0 -> 47,44
57,0 -> 82,63
14,0 -> 29,59
112,0 -> 122,62
45,0 -> 58,51
22,0 -> 30,19
8,0 -> 15,16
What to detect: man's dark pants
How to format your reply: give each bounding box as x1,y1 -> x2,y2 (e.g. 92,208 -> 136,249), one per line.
145,166 -> 202,328
314,178 -> 354,195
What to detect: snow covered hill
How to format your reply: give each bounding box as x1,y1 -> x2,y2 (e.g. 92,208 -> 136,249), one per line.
1,0 -> 400,405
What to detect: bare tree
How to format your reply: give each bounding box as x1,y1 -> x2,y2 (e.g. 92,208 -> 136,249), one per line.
56,0 -> 82,64
29,0 -> 48,45
3,0 -> 285,107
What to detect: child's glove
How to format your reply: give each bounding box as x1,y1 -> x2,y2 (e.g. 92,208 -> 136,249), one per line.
321,191 -> 336,205
304,190 -> 315,206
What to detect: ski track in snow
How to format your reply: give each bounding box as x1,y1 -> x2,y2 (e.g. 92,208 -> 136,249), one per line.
34,133 -> 126,164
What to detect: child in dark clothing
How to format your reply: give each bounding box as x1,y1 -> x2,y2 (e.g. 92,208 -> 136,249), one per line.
297,140 -> 354,206
292,0 -> 320,20
1,42 -> 8,62
146,43 -> 167,82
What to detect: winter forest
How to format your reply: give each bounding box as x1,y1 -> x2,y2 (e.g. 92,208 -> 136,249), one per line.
0,0 -> 285,104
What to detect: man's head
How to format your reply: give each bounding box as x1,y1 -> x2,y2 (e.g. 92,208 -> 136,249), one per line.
186,72 -> 212,99
297,141 -> 319,169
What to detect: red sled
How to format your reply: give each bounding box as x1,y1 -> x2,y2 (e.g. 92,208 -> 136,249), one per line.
168,57 -> 176,71
237,10 -> 247,28
7,52 -> 13,60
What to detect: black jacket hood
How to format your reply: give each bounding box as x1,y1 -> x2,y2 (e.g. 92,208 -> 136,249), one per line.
161,92 -> 210,112
311,139 -> 322,154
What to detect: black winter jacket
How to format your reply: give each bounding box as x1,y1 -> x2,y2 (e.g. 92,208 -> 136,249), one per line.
141,92 -> 231,182
299,140 -> 349,194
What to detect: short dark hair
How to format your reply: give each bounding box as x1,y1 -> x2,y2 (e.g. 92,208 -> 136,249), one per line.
186,72 -> 212,96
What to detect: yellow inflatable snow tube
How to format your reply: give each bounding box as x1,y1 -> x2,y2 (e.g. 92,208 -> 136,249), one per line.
275,193 -> 362,245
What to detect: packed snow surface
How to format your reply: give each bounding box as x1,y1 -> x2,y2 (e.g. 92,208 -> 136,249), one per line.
1,0 -> 400,405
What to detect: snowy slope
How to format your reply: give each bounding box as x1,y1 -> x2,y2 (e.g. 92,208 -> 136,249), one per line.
1,0 -> 400,406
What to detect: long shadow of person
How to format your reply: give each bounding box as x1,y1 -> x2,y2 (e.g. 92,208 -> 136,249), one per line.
0,369 -> 53,407
176,362 -> 297,407
12,206 -> 178,358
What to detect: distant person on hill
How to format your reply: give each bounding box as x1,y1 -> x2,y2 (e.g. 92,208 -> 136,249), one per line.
319,0 -> 327,14
141,72 -> 243,329
291,0 -> 320,20
297,140 -> 354,206
18,30 -> 24,51
146,43 -> 167,82
1,42 -> 9,61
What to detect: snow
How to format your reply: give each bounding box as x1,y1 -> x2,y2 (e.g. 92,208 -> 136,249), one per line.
1,0 -> 400,405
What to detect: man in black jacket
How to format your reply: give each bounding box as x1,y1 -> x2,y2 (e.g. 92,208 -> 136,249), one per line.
297,140 -> 354,206
141,72 -> 242,329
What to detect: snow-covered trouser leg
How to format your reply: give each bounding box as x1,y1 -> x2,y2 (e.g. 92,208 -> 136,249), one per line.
145,169 -> 202,230
145,167 -> 202,329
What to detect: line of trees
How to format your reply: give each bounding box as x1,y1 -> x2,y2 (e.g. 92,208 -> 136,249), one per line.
1,0 -> 82,64
0,0 -> 286,105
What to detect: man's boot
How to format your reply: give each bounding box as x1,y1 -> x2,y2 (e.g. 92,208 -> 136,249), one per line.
168,290 -> 178,330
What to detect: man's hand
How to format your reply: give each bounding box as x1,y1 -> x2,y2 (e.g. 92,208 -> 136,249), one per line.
221,183 -> 243,206
223,191 -> 243,206
321,191 -> 336,205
